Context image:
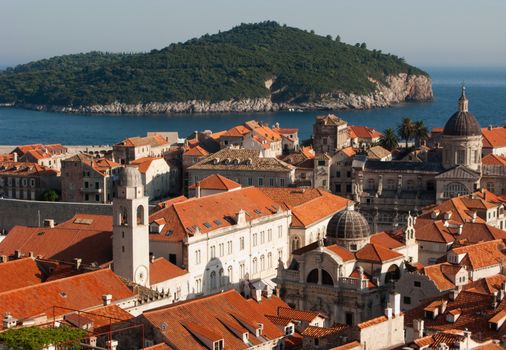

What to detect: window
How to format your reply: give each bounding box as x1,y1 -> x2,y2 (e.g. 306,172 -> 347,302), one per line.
95,194 -> 100,201
267,252 -> 272,268
210,271 -> 217,290
345,312 -> 353,326
219,269 -> 225,287
213,340 -> 224,350
195,250 -> 201,264
456,150 -> 465,164
291,237 -> 301,252
84,181 -> 89,188
252,258 -> 258,274
253,233 -> 257,247
285,325 -> 294,335
336,171 -> 341,178
269,178 -> 274,186
280,178 -> 285,187
95,182 -> 99,189
240,262 -> 245,279
404,296 -> 411,305
406,179 -> 415,191
386,179 -> 396,190
346,171 -> 351,178
260,255 -> 265,271
219,243 -> 224,257
318,160 -> 326,166
169,254 -> 177,264
267,229 -> 272,242
240,237 -> 245,250
474,150 -> 479,163
227,241 -> 232,254
414,281 -> 421,287
248,178 -> 253,186
195,279 -> 202,293
335,184 -> 341,193
444,182 -> 469,198
278,248 -> 283,261
278,225 -> 283,238
487,182 -> 495,193
227,266 -> 233,284
258,178 -> 264,186
85,194 -> 89,201
346,184 -> 352,193
260,231 -> 265,244
210,245 -> 216,258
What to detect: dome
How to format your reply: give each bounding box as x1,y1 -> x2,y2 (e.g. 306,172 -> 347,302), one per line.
326,208 -> 371,241
443,111 -> 481,136
120,166 -> 142,187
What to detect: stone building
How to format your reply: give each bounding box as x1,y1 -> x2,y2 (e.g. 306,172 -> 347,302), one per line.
0,161 -> 59,200
130,157 -> 172,201
313,114 -> 349,155
61,153 -> 122,203
187,148 -> 295,190
113,135 -> 170,165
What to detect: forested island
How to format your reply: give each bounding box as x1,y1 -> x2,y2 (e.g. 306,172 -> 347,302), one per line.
0,21 -> 433,113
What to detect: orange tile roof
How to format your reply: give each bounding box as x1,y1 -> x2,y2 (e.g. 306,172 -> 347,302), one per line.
144,344 -> 173,350
183,145 -> 209,157
466,275 -> 506,295
0,214 -> 113,265
482,127 -> 506,148
150,257 -> 188,285
259,188 -> 351,228
191,174 -> 241,191
0,269 -> 134,329
355,243 -> 403,263
431,127 -> 444,133
130,156 -> 162,174
301,325 -> 348,337
451,239 -> 506,270
349,125 -> 382,139
325,245 -> 356,262
421,263 -> 457,291
0,258 -> 43,293
340,146 -> 357,158
246,295 -> 292,317
413,331 -> 465,349
149,187 -> 285,241
222,125 -> 251,137
277,307 -> 323,322
357,315 -> 389,329
117,135 -> 169,148
142,290 -> 283,349
84,304 -> 134,330
482,154 -> 506,165
0,161 -> 57,176
329,341 -> 361,350
300,146 -> 315,159
370,232 -> 404,249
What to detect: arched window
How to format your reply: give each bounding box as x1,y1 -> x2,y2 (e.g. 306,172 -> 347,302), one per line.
306,269 -> 319,284
267,253 -> 272,268
227,266 -> 233,284
219,268 -> 224,287
444,182 -> 469,198
260,255 -> 265,271
210,271 -> 217,290
321,269 -> 334,286
252,258 -> 258,274
385,264 -> 401,283
119,206 -> 128,225
291,236 -> 301,252
137,205 -> 144,225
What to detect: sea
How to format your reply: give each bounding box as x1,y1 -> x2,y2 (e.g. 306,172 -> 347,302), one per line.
0,67 -> 505,146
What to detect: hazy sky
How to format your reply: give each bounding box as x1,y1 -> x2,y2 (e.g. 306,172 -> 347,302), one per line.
1,0 -> 505,67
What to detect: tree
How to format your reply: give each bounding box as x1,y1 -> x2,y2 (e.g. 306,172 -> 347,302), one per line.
335,35 -> 341,42
379,128 -> 399,151
40,190 -> 59,202
397,117 -> 415,149
413,120 -> 429,147
360,42 -> 367,49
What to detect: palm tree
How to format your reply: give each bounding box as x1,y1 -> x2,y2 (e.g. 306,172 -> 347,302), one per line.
379,128 -> 399,151
397,117 -> 414,149
413,120 -> 429,147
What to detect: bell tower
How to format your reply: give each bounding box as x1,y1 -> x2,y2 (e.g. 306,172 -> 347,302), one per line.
113,166 -> 150,287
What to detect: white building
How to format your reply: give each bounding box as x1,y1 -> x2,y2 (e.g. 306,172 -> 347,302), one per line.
130,157 -> 172,201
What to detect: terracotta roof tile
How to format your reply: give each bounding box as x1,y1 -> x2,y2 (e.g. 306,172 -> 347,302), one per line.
117,135 -> 169,148
130,157 -> 163,174
482,127 -> 506,148
325,245 -> 356,262
0,269 -> 134,329
357,315 -> 389,329
329,341 -> 361,350
142,290 -> 283,350
0,258 -> 43,293
277,307 -> 323,322
422,263 -> 457,291
150,257 -> 188,285
355,243 -> 403,263
183,145 -> 209,157
301,325 -> 348,337
370,232 -> 404,249
451,239 -> 506,270
482,154 -> 506,165
349,125 -> 382,139
144,344 -> 173,350
191,174 -> 241,191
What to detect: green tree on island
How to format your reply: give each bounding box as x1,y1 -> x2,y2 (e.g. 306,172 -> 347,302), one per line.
397,117 -> 415,149
379,128 -> 399,151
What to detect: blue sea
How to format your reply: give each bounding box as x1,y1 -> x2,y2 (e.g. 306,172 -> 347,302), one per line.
0,67 -> 505,145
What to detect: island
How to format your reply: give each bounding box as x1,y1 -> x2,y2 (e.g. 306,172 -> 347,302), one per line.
0,21 -> 432,114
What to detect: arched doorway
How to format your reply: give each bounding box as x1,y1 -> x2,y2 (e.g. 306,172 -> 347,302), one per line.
385,264 -> 400,283
307,269 -> 318,284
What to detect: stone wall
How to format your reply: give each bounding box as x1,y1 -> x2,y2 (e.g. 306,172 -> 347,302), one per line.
0,198 -> 112,232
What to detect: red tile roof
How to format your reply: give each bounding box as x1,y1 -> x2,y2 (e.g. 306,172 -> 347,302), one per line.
142,290 -> 284,350
130,157 -> 163,174
349,125 -> 382,139
0,269 -> 134,329
482,154 -> 506,165
84,304 -> 134,331
0,161 -> 57,176
150,257 -> 188,285
421,263 -> 458,291
259,188 -> 350,228
0,214 -> 113,265
183,145 -> 209,157
370,232 -> 404,249
355,243 -> 403,263
117,135 -> 169,148
148,187 -> 286,242
329,341 -> 361,350
450,239 -> 506,270
144,344 -> 173,350
357,315 -> 389,329
482,127 -> 506,148
326,245 -> 356,262
277,307 -> 324,322
301,325 -> 348,337
0,258 -> 43,293
191,174 -> 241,191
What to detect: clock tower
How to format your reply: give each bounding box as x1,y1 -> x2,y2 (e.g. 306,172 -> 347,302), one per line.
112,166 -> 150,287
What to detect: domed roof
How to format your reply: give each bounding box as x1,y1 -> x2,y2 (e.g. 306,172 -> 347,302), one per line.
443,111 -> 481,136
120,166 -> 142,187
327,208 -> 371,240
443,86 -> 481,137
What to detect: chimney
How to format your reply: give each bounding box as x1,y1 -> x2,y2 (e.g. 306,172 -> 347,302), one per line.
488,125 -> 493,131
236,209 -> 247,226
106,340 -> 118,350
74,258 -> 82,270
385,306 -> 393,319
102,294 -> 112,306
0,255 -> 7,263
471,211 -> 477,223
390,293 -> 401,317
444,211 -> 452,221
253,288 -> 262,302
28,251 -> 34,258
88,336 -> 97,347
12,152 -> 18,162
413,319 -> 424,338
14,250 -> 22,259
196,184 -> 201,198
3,312 -> 17,329
456,224 -> 463,236
150,254 -> 155,263
44,219 -> 55,228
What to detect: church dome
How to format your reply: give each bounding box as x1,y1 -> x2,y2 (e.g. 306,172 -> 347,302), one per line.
443,86 -> 481,137
120,166 -> 142,187
326,208 -> 371,241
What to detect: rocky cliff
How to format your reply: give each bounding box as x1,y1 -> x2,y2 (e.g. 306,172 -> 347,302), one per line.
20,73 -> 432,114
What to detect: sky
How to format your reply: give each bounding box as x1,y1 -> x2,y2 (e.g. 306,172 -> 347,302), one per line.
1,0 -> 505,68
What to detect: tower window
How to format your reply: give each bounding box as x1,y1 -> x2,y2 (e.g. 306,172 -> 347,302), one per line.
137,205 -> 144,225
122,246 -> 125,253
